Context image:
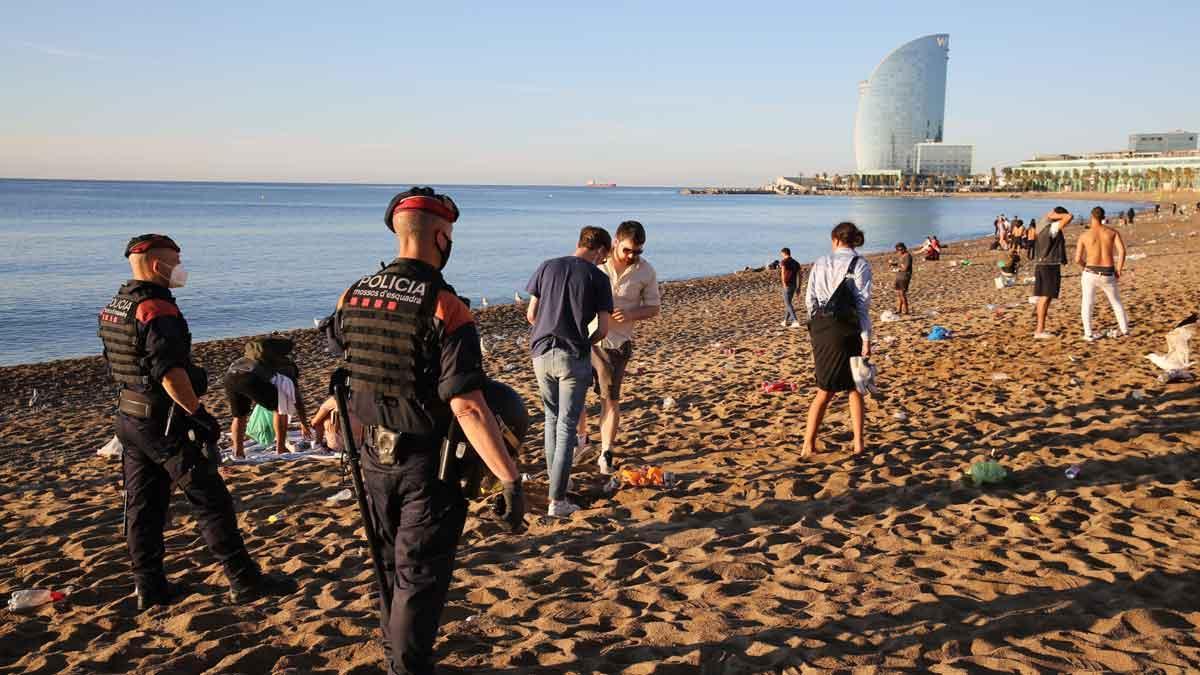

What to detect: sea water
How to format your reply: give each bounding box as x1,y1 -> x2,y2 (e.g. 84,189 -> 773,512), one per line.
0,178 -> 1140,365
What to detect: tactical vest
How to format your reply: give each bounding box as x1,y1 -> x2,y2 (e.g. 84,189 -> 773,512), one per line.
340,260 -> 445,433
98,286 -> 160,389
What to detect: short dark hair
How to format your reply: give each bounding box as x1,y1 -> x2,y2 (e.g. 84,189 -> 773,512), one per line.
831,221 -> 865,248
578,226 -> 612,252
780,247 -> 791,256
614,220 -> 646,245
1091,206 -> 1105,220
1053,206 -> 1069,215
895,242 -> 907,252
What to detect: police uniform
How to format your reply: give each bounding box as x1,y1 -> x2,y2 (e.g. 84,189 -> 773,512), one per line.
100,234 -> 275,608
332,190 -> 488,674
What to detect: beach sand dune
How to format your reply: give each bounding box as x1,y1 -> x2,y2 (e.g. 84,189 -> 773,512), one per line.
2,208 -> 1200,673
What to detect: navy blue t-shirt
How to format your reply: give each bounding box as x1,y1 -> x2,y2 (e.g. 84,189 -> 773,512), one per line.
525,255 -> 614,359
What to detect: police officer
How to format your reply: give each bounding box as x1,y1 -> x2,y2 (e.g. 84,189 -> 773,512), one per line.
331,188 -> 525,674
100,234 -> 293,609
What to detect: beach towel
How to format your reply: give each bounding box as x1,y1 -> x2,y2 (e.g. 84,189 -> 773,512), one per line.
246,404 -> 276,447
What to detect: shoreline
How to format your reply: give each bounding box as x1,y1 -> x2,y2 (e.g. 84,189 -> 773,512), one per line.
2,194 -> 1177,371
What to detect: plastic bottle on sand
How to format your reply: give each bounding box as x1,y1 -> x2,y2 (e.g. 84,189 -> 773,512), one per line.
8,588 -> 70,612
1065,465 -> 1081,480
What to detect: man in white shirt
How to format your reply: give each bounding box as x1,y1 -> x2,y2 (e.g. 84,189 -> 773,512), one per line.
578,221 -> 661,475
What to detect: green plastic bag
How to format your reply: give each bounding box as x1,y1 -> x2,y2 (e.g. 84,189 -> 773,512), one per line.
246,404 -> 275,448
968,460 -> 1007,486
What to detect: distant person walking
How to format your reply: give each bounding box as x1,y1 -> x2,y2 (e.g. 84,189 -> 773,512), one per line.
802,222 -> 872,457
1024,218 -> 1038,260
576,220 -> 661,476
1076,206 -> 1129,340
780,247 -> 802,328
525,226 -> 613,517
891,242 -> 912,315
1033,207 -> 1072,338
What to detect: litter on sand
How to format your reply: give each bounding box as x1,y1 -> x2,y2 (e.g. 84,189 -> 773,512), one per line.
97,435 -> 122,458
604,466 -> 675,493
849,357 -> 880,396
761,381 -> 798,394
326,488 -> 355,504
892,411 -> 909,421
1127,252 -> 1148,261
661,396 -> 677,410
1146,315 -> 1195,381
926,326 -> 953,341
990,372 -> 1010,381
880,310 -> 901,322
967,460 -> 1008,486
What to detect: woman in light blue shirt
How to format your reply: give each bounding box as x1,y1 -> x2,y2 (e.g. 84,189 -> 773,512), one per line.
802,222 -> 872,457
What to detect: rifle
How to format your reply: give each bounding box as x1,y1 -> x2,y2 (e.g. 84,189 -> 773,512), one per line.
329,368 -> 392,619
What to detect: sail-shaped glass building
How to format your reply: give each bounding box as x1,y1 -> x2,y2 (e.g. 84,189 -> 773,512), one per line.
854,34 -> 950,175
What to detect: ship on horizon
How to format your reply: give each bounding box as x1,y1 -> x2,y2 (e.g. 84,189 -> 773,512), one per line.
585,179 -> 617,188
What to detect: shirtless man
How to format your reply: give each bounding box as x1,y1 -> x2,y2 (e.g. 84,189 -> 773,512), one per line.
1075,206 -> 1129,341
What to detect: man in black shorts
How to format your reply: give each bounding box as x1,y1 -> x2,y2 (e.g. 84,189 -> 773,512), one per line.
224,337 -> 310,457
891,242 -> 912,315
1033,207 -> 1072,338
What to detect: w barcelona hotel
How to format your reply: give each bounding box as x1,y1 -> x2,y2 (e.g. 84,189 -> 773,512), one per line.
854,34 -> 974,181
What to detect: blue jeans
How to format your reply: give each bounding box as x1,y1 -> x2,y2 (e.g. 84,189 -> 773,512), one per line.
532,348 -> 592,501
783,284 -> 798,324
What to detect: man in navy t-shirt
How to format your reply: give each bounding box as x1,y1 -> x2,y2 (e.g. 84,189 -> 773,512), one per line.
525,226 -> 613,517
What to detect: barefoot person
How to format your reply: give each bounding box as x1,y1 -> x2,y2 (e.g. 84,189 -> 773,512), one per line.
891,242 -> 912,315
577,220 -> 661,475
1033,207 -> 1072,338
780,247 -> 802,328
1075,206 -> 1130,341
802,222 -> 872,457
223,335 -> 312,458
526,226 -> 613,516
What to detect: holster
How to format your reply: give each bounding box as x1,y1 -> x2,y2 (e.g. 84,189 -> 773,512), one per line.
368,426 -> 438,466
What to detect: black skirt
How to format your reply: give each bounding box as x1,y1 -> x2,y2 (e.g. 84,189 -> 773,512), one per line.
808,314 -> 862,392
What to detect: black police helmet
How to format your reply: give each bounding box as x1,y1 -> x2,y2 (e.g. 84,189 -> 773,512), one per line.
482,379 -> 529,453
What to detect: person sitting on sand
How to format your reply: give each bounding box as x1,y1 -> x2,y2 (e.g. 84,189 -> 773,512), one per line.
309,397 -> 341,452
802,221 -> 872,457
914,235 -> 941,261
1075,206 -> 1129,341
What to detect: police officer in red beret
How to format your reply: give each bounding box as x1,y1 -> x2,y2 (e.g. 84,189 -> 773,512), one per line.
100,234 -> 294,609
329,189 -> 525,674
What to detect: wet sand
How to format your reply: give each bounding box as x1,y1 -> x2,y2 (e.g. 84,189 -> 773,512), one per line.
2,206 -> 1200,673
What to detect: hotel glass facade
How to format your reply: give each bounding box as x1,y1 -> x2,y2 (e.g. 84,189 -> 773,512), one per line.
854,34 -> 950,175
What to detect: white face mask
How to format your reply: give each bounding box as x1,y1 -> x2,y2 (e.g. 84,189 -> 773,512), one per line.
159,261 -> 188,288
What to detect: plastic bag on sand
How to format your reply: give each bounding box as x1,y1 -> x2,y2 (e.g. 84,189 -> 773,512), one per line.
880,310 -> 901,323
761,381 -> 797,393
968,460 -> 1007,486
605,466 -> 675,493
1146,321 -> 1194,375
326,488 -> 354,504
926,326 -> 952,341
246,404 -> 276,447
849,356 -> 880,396
97,435 -> 122,458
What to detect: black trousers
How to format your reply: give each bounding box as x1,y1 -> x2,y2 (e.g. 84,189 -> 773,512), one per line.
118,413 -> 256,593
362,448 -> 468,675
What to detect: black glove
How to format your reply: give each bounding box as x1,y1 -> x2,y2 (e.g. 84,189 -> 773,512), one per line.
188,405 -> 221,446
492,480 -> 526,533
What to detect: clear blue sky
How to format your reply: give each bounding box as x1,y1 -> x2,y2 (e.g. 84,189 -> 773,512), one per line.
2,1 -> 1196,185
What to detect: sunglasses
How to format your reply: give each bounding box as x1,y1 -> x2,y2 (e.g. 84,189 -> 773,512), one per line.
621,247 -> 644,257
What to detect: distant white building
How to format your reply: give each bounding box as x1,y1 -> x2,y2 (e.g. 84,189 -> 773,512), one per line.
1129,131 -> 1197,153
914,143 -> 973,176
774,176 -> 820,193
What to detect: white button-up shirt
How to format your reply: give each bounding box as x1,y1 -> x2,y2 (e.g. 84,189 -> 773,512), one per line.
804,247 -> 873,343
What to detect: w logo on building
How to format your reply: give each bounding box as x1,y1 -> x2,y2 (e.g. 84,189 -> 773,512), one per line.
936,36 -> 947,47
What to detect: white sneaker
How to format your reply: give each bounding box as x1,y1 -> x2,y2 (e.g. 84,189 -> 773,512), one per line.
548,499 -> 580,518
780,320 -> 789,328
598,450 -> 614,475
789,321 -> 802,329
1082,334 -> 1095,342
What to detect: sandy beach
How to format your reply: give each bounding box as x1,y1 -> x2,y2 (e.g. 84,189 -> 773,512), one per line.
3,202 -> 1200,673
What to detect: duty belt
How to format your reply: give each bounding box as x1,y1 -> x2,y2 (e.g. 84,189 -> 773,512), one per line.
366,426 -> 439,466
117,389 -> 155,419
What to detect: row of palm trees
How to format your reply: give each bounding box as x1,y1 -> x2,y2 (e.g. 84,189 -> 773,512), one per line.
1002,166 -> 1199,192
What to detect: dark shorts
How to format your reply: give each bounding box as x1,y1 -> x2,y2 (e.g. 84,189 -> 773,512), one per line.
1034,265 -> 1062,299
224,370 -> 278,418
894,275 -> 911,292
591,341 -> 633,401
